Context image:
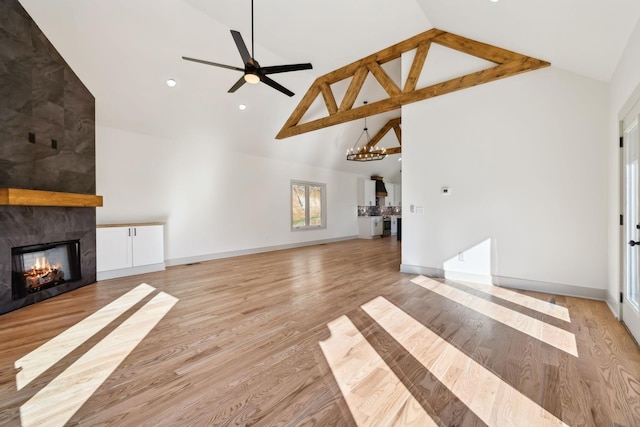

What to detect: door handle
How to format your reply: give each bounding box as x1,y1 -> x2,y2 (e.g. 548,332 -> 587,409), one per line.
629,240 -> 640,247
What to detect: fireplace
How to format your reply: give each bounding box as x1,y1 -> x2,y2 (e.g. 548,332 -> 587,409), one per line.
12,240 -> 82,300
0,0 -> 99,315
0,206 -> 97,315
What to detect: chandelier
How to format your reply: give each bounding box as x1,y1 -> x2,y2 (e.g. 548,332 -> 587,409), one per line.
346,102 -> 387,162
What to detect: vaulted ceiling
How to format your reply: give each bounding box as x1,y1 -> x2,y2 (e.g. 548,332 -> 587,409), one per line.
18,0 -> 640,182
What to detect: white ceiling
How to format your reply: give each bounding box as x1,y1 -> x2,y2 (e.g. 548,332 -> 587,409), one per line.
18,0 -> 640,182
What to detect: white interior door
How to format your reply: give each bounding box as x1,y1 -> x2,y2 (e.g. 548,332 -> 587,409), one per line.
623,110 -> 640,343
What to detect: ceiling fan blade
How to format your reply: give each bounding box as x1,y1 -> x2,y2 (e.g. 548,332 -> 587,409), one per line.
228,76 -> 247,93
260,75 -> 294,97
230,30 -> 251,65
260,63 -> 313,75
182,56 -> 244,72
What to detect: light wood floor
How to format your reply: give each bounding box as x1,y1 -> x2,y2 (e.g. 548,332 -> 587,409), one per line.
1,237 -> 639,426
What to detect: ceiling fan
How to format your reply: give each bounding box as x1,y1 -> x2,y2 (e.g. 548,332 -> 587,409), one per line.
182,0 -> 313,97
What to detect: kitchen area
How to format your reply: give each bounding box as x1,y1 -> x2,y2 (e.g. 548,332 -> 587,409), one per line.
357,176 -> 401,240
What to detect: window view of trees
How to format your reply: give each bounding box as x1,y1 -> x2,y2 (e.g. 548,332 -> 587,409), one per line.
291,181 -> 325,230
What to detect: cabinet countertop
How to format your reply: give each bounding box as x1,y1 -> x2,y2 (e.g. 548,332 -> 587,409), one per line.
97,222 -> 165,228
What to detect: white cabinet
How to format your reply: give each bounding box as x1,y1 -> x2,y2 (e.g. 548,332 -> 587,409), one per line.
358,216 -> 383,238
357,178 -> 376,206
382,183 -> 401,207
394,183 -> 401,206
390,216 -> 400,235
97,223 -> 165,280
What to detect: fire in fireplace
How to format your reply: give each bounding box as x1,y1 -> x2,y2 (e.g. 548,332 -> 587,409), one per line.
12,240 -> 81,300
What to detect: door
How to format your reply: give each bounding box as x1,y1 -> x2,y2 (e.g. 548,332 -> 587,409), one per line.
623,108 -> 640,343
132,225 -> 165,267
96,227 -> 133,271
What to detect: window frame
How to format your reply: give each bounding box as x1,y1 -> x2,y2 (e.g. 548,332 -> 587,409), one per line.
290,180 -> 327,231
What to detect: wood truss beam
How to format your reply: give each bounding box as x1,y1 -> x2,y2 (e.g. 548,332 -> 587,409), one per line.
364,117 -> 402,155
276,29 -> 550,139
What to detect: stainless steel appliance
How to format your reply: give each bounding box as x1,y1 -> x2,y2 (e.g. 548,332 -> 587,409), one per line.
382,216 -> 391,237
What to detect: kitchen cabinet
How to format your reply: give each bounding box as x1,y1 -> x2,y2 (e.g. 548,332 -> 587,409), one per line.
97,223 -> 165,280
358,216 -> 383,238
390,216 -> 400,235
357,178 -> 376,206
394,183 -> 401,206
384,185 -> 395,207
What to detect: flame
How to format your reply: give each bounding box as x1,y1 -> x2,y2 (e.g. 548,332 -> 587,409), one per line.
34,257 -> 51,271
25,256 -> 62,281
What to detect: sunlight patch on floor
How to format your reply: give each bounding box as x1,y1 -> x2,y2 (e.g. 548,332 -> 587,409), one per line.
362,296 -> 569,427
454,279 -> 571,322
14,283 -> 155,391
319,315 -> 437,426
17,285 -> 177,427
410,276 -> 578,356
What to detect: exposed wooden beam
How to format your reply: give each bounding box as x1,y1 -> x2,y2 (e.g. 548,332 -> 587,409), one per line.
367,62 -> 401,97
359,117 -> 402,157
338,67 -> 368,112
364,117 -> 401,152
403,41 -> 430,93
276,29 -> 550,139
320,82 -> 338,115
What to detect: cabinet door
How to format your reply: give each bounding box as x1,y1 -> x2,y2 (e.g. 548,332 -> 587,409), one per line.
372,217 -> 383,235
132,225 -> 164,267
357,179 -> 376,206
394,184 -> 401,206
385,185 -> 395,206
97,227 -> 133,272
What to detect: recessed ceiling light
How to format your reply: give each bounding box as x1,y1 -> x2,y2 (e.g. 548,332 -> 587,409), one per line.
398,157 -> 402,162
239,104 -> 247,110
489,0 -> 499,2
166,78 -> 177,87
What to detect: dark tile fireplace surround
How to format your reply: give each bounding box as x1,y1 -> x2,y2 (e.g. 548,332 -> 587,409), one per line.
0,0 -> 98,315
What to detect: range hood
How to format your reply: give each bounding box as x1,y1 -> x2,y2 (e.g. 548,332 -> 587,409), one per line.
371,176 -> 387,197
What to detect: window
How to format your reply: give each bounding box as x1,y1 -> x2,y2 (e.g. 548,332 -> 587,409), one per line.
291,181 -> 326,230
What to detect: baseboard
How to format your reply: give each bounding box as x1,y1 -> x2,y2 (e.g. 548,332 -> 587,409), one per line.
165,235 -> 359,267
605,290 -> 621,319
400,263 -> 608,301
97,263 -> 166,281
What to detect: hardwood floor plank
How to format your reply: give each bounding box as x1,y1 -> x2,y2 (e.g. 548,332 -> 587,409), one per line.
319,315 -> 437,426
0,237 -> 638,426
411,276 -> 578,356
14,283 -> 155,391
362,296 -> 568,426
20,291 -> 177,427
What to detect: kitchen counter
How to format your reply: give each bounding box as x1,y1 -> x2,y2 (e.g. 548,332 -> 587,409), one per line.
358,216 -> 383,239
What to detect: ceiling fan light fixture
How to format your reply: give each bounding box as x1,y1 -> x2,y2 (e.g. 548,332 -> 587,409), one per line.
181,0 -> 311,97
244,73 -> 260,84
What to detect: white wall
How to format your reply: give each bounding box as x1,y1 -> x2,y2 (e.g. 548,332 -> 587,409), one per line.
608,17 -> 640,315
401,67 -> 609,297
96,126 -> 359,264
